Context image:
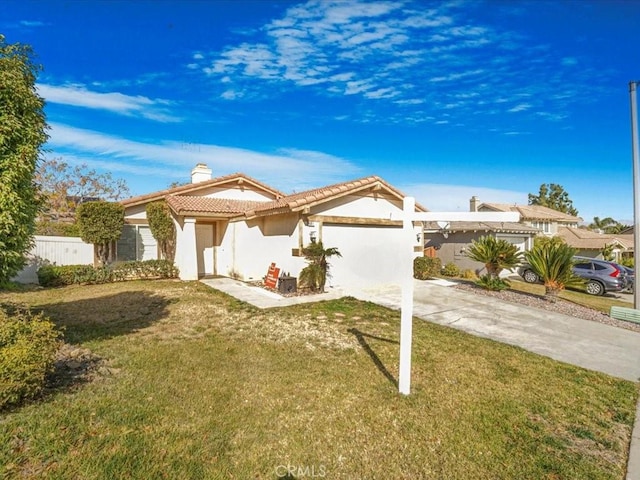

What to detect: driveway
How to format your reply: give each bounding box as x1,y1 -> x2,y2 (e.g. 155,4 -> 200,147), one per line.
347,280 -> 640,383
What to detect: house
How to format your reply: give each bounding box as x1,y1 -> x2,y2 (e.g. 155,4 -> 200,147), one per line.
119,164 -> 425,289
470,196 -> 582,236
556,227 -> 634,262
423,220 -> 539,273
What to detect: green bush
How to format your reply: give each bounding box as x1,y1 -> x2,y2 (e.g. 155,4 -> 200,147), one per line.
475,274 -> 510,291
441,262 -> 461,277
0,308 -> 61,410
461,269 -> 478,280
414,257 -> 442,280
37,260 -> 179,287
621,258 -> 634,268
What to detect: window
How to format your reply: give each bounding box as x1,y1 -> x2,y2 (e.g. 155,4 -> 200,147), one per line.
117,225 -> 158,261
531,221 -> 551,234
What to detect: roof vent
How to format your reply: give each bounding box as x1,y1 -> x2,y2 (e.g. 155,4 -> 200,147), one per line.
191,163 -> 212,184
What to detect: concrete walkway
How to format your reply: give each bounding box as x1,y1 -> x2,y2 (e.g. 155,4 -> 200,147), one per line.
201,277 -> 640,479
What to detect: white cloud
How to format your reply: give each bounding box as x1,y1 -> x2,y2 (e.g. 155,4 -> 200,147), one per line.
46,123 -> 362,194
399,183 -> 528,212
190,0 -> 603,129
37,83 -> 181,122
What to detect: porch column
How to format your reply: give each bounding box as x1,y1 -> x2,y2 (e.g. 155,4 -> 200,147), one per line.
178,217 -> 198,280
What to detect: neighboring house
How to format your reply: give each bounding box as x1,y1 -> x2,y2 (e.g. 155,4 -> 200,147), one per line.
470,196 -> 582,236
423,220 -> 538,273
119,164 -> 425,289
556,227 -> 634,262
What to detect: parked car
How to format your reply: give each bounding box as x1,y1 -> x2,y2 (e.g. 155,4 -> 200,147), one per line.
622,266 -> 634,293
518,256 -> 628,296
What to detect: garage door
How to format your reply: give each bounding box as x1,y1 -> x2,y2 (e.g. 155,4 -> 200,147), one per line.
321,224 -> 406,289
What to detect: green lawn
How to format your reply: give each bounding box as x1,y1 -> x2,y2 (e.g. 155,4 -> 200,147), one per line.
0,280 -> 637,479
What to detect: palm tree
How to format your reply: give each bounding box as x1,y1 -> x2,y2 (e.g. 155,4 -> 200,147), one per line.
524,241 -> 584,302
299,241 -> 342,292
466,235 -> 523,279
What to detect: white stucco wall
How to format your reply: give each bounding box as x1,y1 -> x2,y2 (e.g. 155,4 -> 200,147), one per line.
196,185 -> 275,201
216,214 -> 305,281
314,194 -> 403,218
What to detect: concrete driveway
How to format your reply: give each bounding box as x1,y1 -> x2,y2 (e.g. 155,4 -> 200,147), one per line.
349,280 -> 640,382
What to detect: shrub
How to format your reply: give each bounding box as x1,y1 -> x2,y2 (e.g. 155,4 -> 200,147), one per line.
461,269 -> 478,280
414,257 -> 442,280
621,258 -> 634,268
0,308 -> 61,410
475,274 -> 510,291
146,202 -> 176,262
37,260 -> 179,287
441,262 -> 461,277
76,201 -> 124,265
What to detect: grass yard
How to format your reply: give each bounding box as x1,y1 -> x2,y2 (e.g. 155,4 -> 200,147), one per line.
0,280 -> 637,479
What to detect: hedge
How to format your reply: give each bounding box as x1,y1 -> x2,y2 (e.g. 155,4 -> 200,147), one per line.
413,256 -> 442,280
37,259 -> 179,287
0,308 -> 61,410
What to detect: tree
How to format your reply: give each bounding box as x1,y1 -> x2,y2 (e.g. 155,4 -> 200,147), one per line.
600,243 -> 615,261
35,158 -> 130,222
524,241 -> 584,302
298,242 -> 342,292
146,201 -> 176,262
76,201 -> 124,266
588,216 -> 626,234
0,35 -> 48,282
465,235 -> 523,280
528,183 -> 579,216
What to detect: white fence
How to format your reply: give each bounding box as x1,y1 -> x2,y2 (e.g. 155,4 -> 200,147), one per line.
12,236 -> 94,284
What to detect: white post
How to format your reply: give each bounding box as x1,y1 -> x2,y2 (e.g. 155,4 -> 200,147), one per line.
398,197 -> 415,395
630,81 -> 640,310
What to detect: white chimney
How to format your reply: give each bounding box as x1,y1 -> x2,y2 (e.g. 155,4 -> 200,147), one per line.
191,163 -> 212,184
470,196 -> 479,212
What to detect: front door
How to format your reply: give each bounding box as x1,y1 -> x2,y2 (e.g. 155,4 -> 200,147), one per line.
196,224 -> 215,276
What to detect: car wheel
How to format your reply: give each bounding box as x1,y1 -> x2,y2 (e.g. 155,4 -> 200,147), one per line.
586,280 -> 604,296
523,270 -> 539,283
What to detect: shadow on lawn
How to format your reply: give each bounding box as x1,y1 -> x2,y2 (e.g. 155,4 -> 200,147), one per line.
35,290 -> 172,344
348,328 -> 398,388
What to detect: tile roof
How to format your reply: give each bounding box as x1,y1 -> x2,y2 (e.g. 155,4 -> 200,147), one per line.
557,226 -> 634,250
165,196 -> 268,217
480,203 -> 582,222
246,175 -> 427,217
120,172 -> 285,207
424,221 -> 540,234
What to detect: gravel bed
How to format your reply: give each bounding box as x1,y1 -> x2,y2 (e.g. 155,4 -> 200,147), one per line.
454,282 -> 640,334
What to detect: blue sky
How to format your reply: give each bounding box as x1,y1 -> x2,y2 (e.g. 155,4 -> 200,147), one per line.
3,0 -> 639,222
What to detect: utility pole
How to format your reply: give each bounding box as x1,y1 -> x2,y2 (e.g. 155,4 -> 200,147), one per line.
630,81 -> 640,309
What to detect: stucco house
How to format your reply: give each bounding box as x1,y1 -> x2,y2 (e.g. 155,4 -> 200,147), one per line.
118,164 -> 425,289
423,220 -> 539,273
470,196 -> 582,236
556,226 -> 634,262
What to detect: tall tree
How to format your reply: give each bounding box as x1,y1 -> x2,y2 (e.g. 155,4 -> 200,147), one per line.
588,216 -> 625,234
0,35 -> 48,282
35,158 -> 130,222
528,183 -> 579,216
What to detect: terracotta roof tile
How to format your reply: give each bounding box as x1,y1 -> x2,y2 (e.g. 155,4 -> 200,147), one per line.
165,196 -> 267,217
248,175 -> 427,216
557,227 -> 633,249
120,172 -> 285,207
